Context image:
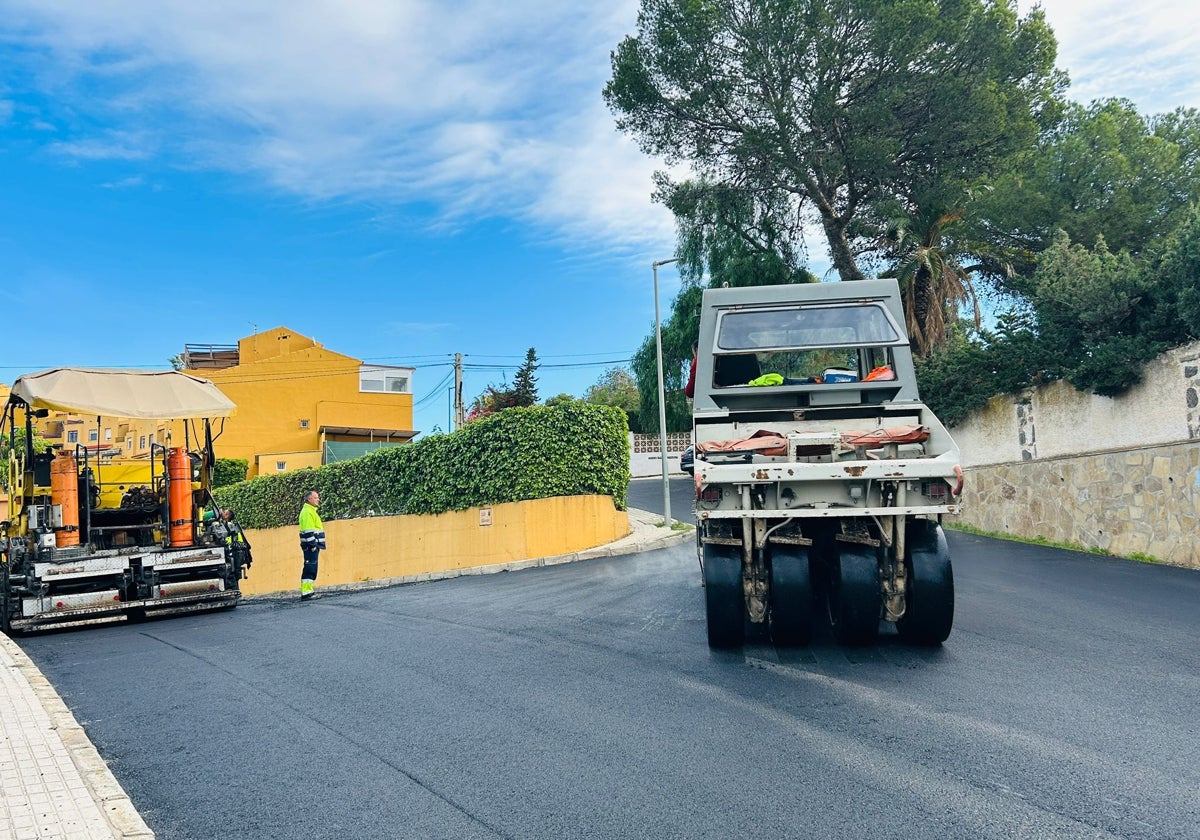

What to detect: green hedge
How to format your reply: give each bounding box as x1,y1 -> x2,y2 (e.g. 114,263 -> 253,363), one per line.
213,458 -> 249,489
213,402 -> 630,529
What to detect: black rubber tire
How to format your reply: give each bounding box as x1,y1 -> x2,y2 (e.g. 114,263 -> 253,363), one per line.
769,547 -> 813,646
0,571 -> 10,635
703,543 -> 744,648
827,545 -> 881,646
897,521 -> 954,646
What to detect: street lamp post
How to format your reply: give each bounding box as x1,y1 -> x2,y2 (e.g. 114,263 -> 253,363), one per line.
653,257 -> 680,528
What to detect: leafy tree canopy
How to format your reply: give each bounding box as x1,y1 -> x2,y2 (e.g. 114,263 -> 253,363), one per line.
606,0 -> 1063,285
583,367 -> 643,433
918,207 -> 1200,421
583,367 -> 640,413
980,99 -> 1200,259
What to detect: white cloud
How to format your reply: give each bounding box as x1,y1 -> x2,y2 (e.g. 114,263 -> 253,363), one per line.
48,131 -> 154,161
7,0 -> 1193,268
2,0 -> 670,255
99,175 -> 145,189
1027,0 -> 1200,113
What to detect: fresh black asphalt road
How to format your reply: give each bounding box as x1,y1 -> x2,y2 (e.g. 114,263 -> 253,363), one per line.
17,478 -> 1200,839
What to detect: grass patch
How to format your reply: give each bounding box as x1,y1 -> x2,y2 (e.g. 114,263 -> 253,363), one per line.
944,521 -> 1161,564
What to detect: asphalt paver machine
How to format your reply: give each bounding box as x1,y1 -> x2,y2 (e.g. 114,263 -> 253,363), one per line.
1,368 -> 251,632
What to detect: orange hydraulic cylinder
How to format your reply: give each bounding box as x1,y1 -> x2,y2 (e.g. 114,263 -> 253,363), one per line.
167,447 -> 194,547
50,450 -> 81,548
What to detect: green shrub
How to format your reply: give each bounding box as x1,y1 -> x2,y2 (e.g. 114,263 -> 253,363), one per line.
214,402 -> 630,529
213,458 -> 249,489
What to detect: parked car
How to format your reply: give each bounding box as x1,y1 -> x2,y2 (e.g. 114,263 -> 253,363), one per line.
680,444 -> 694,475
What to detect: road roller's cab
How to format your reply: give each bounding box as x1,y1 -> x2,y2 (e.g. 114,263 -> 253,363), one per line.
0,368 -> 252,632
692,280 -> 963,648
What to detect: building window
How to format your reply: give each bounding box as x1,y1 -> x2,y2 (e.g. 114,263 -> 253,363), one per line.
67,430 -> 79,443
127,439 -> 133,450
276,461 -> 287,471
299,419 -> 310,429
148,434 -> 155,446
359,366 -> 411,393
139,436 -> 146,449
89,429 -> 99,442
104,428 -> 112,441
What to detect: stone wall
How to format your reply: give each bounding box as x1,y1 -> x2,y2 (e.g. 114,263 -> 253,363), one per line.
958,443 -> 1199,567
950,341 -> 1200,569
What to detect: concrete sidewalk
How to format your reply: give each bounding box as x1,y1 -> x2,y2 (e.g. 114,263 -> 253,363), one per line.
0,634 -> 153,839
0,508 -> 689,840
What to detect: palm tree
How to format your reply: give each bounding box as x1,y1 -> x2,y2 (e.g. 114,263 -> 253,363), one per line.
880,203 -> 1005,356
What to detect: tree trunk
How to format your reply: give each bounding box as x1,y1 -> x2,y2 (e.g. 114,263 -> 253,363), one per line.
820,213 -> 866,283
910,267 -> 934,357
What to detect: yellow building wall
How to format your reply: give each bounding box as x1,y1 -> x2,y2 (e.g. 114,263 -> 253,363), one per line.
236,495 -> 630,596
256,450 -> 324,475
188,327 -> 414,477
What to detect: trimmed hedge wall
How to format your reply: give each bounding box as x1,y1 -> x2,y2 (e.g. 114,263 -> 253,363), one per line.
213,458 -> 249,489
213,402 -> 630,529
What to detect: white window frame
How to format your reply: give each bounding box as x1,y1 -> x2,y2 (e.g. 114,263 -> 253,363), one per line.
359,365 -> 412,394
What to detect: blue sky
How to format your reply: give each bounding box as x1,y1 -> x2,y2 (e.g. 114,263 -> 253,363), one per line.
1,1 -> 1197,437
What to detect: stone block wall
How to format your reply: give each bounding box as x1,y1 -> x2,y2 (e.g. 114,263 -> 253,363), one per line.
949,341 -> 1200,569
957,442 -> 1200,568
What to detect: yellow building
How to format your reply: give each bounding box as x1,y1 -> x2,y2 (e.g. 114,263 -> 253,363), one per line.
182,326 -> 417,478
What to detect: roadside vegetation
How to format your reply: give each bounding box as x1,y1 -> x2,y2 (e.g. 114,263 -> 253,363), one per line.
946,521 -> 1162,564
214,402 -> 630,528
601,0 -> 1200,432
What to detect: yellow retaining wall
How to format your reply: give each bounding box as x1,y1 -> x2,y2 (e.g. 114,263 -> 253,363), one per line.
237,495 -> 630,596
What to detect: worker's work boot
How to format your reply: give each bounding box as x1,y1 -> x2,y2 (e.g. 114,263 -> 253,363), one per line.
300,580 -> 315,601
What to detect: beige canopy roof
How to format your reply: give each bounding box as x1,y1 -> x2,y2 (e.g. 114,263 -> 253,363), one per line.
7,368 -> 236,420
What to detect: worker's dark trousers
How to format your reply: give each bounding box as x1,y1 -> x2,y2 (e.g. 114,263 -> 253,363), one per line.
302,546 -> 320,582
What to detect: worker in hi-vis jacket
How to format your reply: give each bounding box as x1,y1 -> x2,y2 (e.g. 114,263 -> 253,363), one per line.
298,490 -> 325,601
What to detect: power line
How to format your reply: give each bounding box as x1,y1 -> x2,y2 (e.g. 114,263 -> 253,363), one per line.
412,371 -> 454,408
463,359 -> 631,372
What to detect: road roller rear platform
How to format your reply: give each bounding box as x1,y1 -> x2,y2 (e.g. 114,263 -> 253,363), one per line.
691,280 -> 963,648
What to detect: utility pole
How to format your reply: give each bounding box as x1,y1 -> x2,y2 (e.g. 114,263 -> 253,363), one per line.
453,353 -> 465,430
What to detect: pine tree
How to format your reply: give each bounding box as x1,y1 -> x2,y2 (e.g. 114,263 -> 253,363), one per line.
512,347 -> 540,407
